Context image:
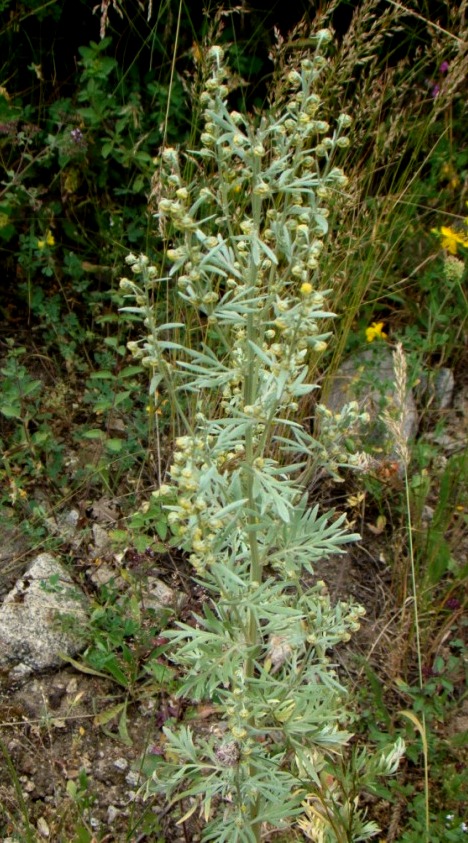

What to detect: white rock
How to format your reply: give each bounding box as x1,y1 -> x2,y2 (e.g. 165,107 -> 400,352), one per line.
143,577 -> 186,613
37,816 -> 50,838
107,805 -> 119,823
125,770 -> 141,787
92,523 -> 110,552
0,553 -> 88,684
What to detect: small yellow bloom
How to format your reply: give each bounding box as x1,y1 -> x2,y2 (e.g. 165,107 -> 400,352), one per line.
433,225 -> 468,255
300,282 -> 313,296
365,321 -> 387,343
37,230 -> 55,249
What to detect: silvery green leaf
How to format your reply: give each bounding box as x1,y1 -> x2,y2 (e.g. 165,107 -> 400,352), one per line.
157,321 -> 186,331
277,167 -> 294,187
149,373 -> 162,395
247,340 -> 274,368
275,222 -> 292,259
307,310 -> 335,319
266,499 -> 359,572
215,498 -> 248,520
200,238 -> 238,274
200,264 -> 229,279
157,340 -> 186,351
119,306 -> 147,314
188,147 -> 215,159
255,235 -> 279,265
314,214 -> 329,235
214,290 -> 266,321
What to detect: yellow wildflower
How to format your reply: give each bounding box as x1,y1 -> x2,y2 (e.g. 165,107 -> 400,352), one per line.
300,282 -> 313,296
37,230 -> 55,249
432,225 -> 468,255
365,321 -> 387,343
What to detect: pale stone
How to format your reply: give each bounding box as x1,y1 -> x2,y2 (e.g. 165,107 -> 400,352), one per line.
0,553 -> 88,684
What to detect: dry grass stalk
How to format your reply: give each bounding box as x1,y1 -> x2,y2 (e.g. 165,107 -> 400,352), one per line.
382,342 -> 411,469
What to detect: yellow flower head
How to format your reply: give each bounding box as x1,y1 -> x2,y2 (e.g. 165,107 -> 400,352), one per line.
365,321 -> 387,343
432,225 -> 468,255
300,282 -> 313,296
37,230 -> 55,250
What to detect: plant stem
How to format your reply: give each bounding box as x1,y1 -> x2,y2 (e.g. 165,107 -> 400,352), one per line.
404,465 -> 430,842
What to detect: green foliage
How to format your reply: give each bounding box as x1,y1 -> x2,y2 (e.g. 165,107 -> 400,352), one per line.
410,449 -> 468,589
0,6 -> 191,377
0,342 -> 66,498
70,581 -> 175,690
396,250 -> 467,367
0,334 -> 149,503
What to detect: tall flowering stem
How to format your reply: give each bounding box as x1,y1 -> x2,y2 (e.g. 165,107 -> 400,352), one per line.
120,32 -> 403,843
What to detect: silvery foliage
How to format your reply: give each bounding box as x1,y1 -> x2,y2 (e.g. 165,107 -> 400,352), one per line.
120,31 -> 403,843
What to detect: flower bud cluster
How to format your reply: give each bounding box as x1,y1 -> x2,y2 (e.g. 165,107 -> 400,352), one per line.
132,38 -> 353,381
301,585 -> 367,653
224,671 -> 256,749
157,433 -> 248,575
315,401 -> 370,476
443,254 -> 465,282
122,38 -> 365,559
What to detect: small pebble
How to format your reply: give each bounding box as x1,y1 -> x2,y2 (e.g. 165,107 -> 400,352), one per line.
113,757 -> 128,771
125,770 -> 141,787
37,817 -> 50,838
107,805 -> 119,823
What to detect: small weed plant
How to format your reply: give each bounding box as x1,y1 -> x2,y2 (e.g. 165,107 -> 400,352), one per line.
121,34 -> 404,842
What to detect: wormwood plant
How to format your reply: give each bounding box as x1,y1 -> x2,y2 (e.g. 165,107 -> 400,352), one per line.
120,34 -> 404,842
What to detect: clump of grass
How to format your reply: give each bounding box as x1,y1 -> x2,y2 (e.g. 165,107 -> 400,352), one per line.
270,0 -> 468,369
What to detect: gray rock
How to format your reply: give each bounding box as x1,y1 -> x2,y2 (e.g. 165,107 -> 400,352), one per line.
417,367 -> 455,411
87,562 -> 124,589
92,523 -> 111,552
433,367 -> 455,409
144,577 -> 186,613
0,553 -> 88,684
107,805 -> 120,823
322,346 -> 418,459
44,508 -> 80,541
